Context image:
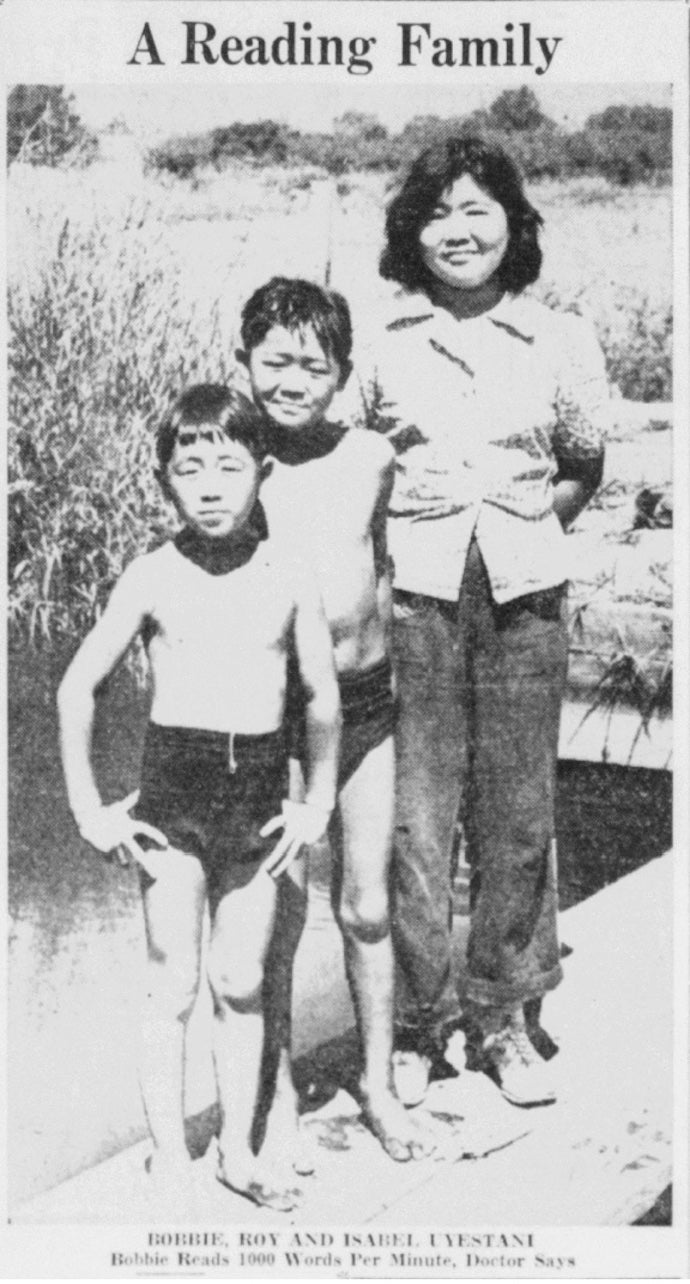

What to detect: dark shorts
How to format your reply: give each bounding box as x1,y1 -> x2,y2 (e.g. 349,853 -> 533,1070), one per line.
133,722 -> 288,909
287,656 -> 397,789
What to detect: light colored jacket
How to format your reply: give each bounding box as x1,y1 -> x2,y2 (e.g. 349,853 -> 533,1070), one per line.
350,290 -> 609,603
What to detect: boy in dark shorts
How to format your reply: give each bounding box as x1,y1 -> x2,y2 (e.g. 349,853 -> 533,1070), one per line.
57,385 -> 340,1213
238,277 -> 435,1163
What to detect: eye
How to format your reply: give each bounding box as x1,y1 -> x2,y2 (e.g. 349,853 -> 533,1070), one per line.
428,205 -> 450,221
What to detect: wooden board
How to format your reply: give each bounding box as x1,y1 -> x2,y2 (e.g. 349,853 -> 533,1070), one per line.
12,854 -> 673,1228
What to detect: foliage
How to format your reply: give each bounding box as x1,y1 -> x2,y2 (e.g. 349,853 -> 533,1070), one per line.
7,85 -> 98,167
8,203 -> 231,642
146,119 -> 294,177
144,91 -> 671,186
566,106 -> 672,186
599,300 -> 673,401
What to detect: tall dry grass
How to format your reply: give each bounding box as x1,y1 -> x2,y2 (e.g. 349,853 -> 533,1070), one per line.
8,161 -> 673,644
8,174 -> 238,642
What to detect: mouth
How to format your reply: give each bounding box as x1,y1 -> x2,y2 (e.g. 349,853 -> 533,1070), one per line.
197,511 -> 229,525
271,402 -> 309,416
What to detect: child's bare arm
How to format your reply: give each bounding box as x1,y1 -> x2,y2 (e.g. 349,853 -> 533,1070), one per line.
293,568 -> 341,811
57,558 -> 167,862
372,446 -> 396,654
261,567 -> 341,878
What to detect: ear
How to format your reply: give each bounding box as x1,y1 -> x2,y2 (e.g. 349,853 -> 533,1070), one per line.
235,347 -> 249,368
337,359 -> 353,391
259,456 -> 274,484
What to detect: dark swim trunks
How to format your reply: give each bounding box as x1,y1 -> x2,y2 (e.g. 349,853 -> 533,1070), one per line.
133,722 -> 288,910
288,656 -> 397,789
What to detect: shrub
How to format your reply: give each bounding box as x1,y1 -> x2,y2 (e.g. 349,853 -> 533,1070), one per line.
599,300 -> 673,401
142,95 -> 671,185
7,85 -> 98,168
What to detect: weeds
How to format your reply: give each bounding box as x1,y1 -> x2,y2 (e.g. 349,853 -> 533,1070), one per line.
8,200 -> 234,642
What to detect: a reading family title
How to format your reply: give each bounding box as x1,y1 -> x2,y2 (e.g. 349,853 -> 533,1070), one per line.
110,1229 -> 577,1274
129,19 -> 563,77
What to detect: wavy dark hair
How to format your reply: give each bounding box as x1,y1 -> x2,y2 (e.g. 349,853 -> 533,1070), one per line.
240,276 -> 353,374
380,135 -> 543,296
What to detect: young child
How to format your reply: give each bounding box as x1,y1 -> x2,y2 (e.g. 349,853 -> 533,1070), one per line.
57,384 -> 340,1213
237,277 -> 434,1163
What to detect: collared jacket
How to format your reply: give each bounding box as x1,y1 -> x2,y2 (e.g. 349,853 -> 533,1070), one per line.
347,290 -> 609,605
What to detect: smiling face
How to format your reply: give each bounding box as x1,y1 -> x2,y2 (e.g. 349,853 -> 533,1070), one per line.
419,174 -> 510,295
241,324 -> 346,434
164,429 -> 263,540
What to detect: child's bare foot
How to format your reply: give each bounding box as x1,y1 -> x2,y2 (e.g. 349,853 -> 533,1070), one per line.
216,1151 -> 302,1213
262,1118 -> 318,1178
262,1089 -> 318,1177
291,1127 -> 318,1177
359,1085 -> 437,1162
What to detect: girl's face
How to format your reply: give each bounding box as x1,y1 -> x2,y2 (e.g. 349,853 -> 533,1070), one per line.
419,174 -> 510,295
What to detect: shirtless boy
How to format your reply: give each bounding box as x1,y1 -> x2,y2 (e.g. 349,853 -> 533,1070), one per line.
57,384 -> 340,1213
238,276 -> 434,1162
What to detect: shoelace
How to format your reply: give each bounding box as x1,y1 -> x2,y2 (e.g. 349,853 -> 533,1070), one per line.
510,1026 -> 538,1067
484,1024 -> 536,1067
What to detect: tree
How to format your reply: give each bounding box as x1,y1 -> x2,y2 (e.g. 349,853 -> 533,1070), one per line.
7,85 -> 97,166
580,103 -> 672,184
487,88 -> 552,133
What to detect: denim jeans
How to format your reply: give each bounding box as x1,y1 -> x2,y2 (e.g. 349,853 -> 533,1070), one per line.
391,539 -> 567,1044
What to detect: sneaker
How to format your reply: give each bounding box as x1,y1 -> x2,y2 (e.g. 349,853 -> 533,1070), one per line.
443,1026 -> 467,1074
481,1011 -> 557,1107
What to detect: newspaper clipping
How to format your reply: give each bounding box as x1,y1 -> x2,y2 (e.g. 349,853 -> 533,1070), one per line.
2,0 -> 688,1277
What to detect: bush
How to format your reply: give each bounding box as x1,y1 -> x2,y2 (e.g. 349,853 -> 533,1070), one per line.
567,105 -> 672,186
599,300 -> 672,401
7,85 -> 98,167
143,92 -> 671,186
147,120 -> 294,177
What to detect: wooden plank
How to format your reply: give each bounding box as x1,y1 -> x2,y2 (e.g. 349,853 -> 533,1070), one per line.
12,855 -> 673,1228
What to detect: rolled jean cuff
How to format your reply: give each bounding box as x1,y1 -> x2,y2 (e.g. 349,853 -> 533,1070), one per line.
464,959 -> 563,1009
395,1004 -> 463,1051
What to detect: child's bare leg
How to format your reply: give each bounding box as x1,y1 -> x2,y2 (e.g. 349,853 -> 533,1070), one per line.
140,849 -> 206,1174
333,737 -> 435,1162
260,858 -> 313,1174
208,869 -> 302,1212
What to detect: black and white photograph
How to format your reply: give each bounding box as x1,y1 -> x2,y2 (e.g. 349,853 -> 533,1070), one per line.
3,0 -> 688,1276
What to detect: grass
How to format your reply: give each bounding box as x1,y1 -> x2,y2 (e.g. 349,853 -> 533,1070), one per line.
9,182 -> 235,641
8,160 -> 673,645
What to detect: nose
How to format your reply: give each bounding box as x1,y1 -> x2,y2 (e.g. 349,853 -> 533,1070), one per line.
275,365 -> 309,399
442,210 -> 472,243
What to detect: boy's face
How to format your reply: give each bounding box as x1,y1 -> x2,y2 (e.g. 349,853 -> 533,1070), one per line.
164,429 -> 265,540
239,325 -> 348,433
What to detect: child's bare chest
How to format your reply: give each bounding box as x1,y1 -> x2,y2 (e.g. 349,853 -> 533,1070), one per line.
263,458 -> 374,551
149,555 -> 292,659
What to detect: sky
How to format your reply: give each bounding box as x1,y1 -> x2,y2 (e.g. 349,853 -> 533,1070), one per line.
73,82 -> 671,141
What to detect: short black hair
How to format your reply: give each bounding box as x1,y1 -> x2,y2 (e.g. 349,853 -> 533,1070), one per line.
240,276 -> 353,374
156,383 -> 266,472
380,135 -> 543,296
